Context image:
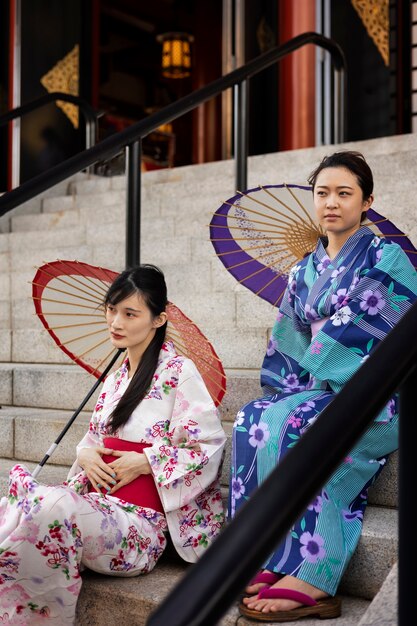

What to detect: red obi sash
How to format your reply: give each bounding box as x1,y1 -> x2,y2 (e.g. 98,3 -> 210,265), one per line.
88,437 -> 163,513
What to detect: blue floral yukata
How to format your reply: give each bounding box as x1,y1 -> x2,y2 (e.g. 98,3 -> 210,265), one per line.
229,227 -> 417,596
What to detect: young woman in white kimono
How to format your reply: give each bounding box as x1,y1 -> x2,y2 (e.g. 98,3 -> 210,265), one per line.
0,265 -> 226,624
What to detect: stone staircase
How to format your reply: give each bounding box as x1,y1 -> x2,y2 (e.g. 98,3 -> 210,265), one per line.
1,132 -> 416,624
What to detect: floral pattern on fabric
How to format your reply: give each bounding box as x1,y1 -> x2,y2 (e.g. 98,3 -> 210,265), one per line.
1,341 -> 226,623
230,228 -> 417,595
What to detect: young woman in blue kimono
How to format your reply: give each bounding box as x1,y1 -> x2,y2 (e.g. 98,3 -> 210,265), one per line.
231,151 -> 417,622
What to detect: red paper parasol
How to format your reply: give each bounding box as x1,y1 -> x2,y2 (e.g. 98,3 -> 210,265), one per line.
32,259 -> 226,407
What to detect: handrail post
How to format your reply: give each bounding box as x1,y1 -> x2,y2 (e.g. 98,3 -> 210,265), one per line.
333,66 -> 346,144
234,79 -> 248,191
125,139 -> 141,267
398,365 -> 417,626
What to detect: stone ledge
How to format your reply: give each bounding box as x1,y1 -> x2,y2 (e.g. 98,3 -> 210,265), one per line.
76,560 -> 370,626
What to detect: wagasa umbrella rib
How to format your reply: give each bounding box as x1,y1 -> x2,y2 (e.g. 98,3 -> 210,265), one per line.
47,320 -> 105,330
36,264 -> 108,300
223,199 -> 303,229
32,281 -> 104,306
235,188 -> 307,228
33,296 -> 102,312
56,327 -> 108,347
56,259 -> 115,292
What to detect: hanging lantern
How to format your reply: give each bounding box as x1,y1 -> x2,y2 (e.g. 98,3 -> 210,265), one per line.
156,32 -> 194,79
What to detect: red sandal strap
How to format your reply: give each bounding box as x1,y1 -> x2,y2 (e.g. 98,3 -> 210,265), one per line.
249,571 -> 281,586
258,587 -> 318,606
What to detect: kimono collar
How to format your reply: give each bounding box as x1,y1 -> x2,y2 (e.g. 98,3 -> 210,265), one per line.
118,340 -> 178,378
314,226 -> 375,265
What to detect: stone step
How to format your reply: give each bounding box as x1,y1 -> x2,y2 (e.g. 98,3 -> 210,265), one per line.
11,207 -> 80,232
0,361 -> 261,415
0,404 -> 399,509
76,565 -> 370,625
0,173 -> 86,233
42,193 -> 77,214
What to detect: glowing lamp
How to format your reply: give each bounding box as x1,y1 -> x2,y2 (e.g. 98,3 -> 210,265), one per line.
156,32 -> 194,79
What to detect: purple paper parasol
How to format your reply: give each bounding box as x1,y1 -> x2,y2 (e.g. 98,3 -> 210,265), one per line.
210,184 -> 417,308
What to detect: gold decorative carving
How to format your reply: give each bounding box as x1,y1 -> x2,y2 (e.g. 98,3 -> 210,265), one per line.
351,0 -> 389,66
40,44 -> 79,128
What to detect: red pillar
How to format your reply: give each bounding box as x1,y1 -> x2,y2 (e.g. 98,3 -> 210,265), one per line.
278,0 -> 316,150
192,0 -> 222,163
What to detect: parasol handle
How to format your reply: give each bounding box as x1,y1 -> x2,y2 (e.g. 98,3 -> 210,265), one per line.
32,349 -> 125,479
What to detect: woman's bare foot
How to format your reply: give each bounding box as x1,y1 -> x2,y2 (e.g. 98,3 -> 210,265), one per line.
242,574 -> 329,614
244,570 -> 279,597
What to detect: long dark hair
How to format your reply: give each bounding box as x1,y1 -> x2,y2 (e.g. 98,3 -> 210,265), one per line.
105,264 -> 168,433
308,150 -> 374,222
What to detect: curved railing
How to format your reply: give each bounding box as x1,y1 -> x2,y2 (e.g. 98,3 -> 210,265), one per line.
0,91 -> 99,156
0,32 -> 346,267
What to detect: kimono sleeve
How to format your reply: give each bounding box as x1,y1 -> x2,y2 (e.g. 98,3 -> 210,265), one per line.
300,243 -> 417,393
261,283 -> 311,394
143,359 -> 227,512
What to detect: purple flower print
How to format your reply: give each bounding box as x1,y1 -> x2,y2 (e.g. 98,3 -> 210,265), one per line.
231,477 -> 245,500
317,256 -> 331,274
289,280 -> 297,295
331,288 -> 348,310
275,311 -> 284,323
331,305 -> 352,326
187,425 -> 201,436
331,265 -> 346,279
376,248 -> 383,262
266,337 -> 278,356
371,236 -> 381,247
308,494 -> 323,513
304,304 -> 318,321
342,509 -> 364,522
310,340 -> 323,355
101,516 -> 122,549
248,422 -> 270,449
283,373 -> 300,389
253,399 -> 274,409
300,531 -> 326,563
360,290 -> 385,315
298,400 -> 316,412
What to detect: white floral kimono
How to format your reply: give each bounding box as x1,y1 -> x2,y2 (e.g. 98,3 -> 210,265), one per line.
0,341 -> 226,624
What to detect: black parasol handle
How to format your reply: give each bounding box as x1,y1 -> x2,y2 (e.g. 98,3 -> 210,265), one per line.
32,349 -> 125,479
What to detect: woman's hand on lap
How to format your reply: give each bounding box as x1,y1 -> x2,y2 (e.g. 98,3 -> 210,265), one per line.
77,446 -> 116,492
108,451 -> 152,494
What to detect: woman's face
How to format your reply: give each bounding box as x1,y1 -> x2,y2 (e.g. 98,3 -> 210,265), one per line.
313,166 -> 373,239
105,292 -> 162,351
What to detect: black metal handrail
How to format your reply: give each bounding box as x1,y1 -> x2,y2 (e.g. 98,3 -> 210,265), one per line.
0,32 -> 346,268
0,91 -> 99,158
146,285 -> 417,626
